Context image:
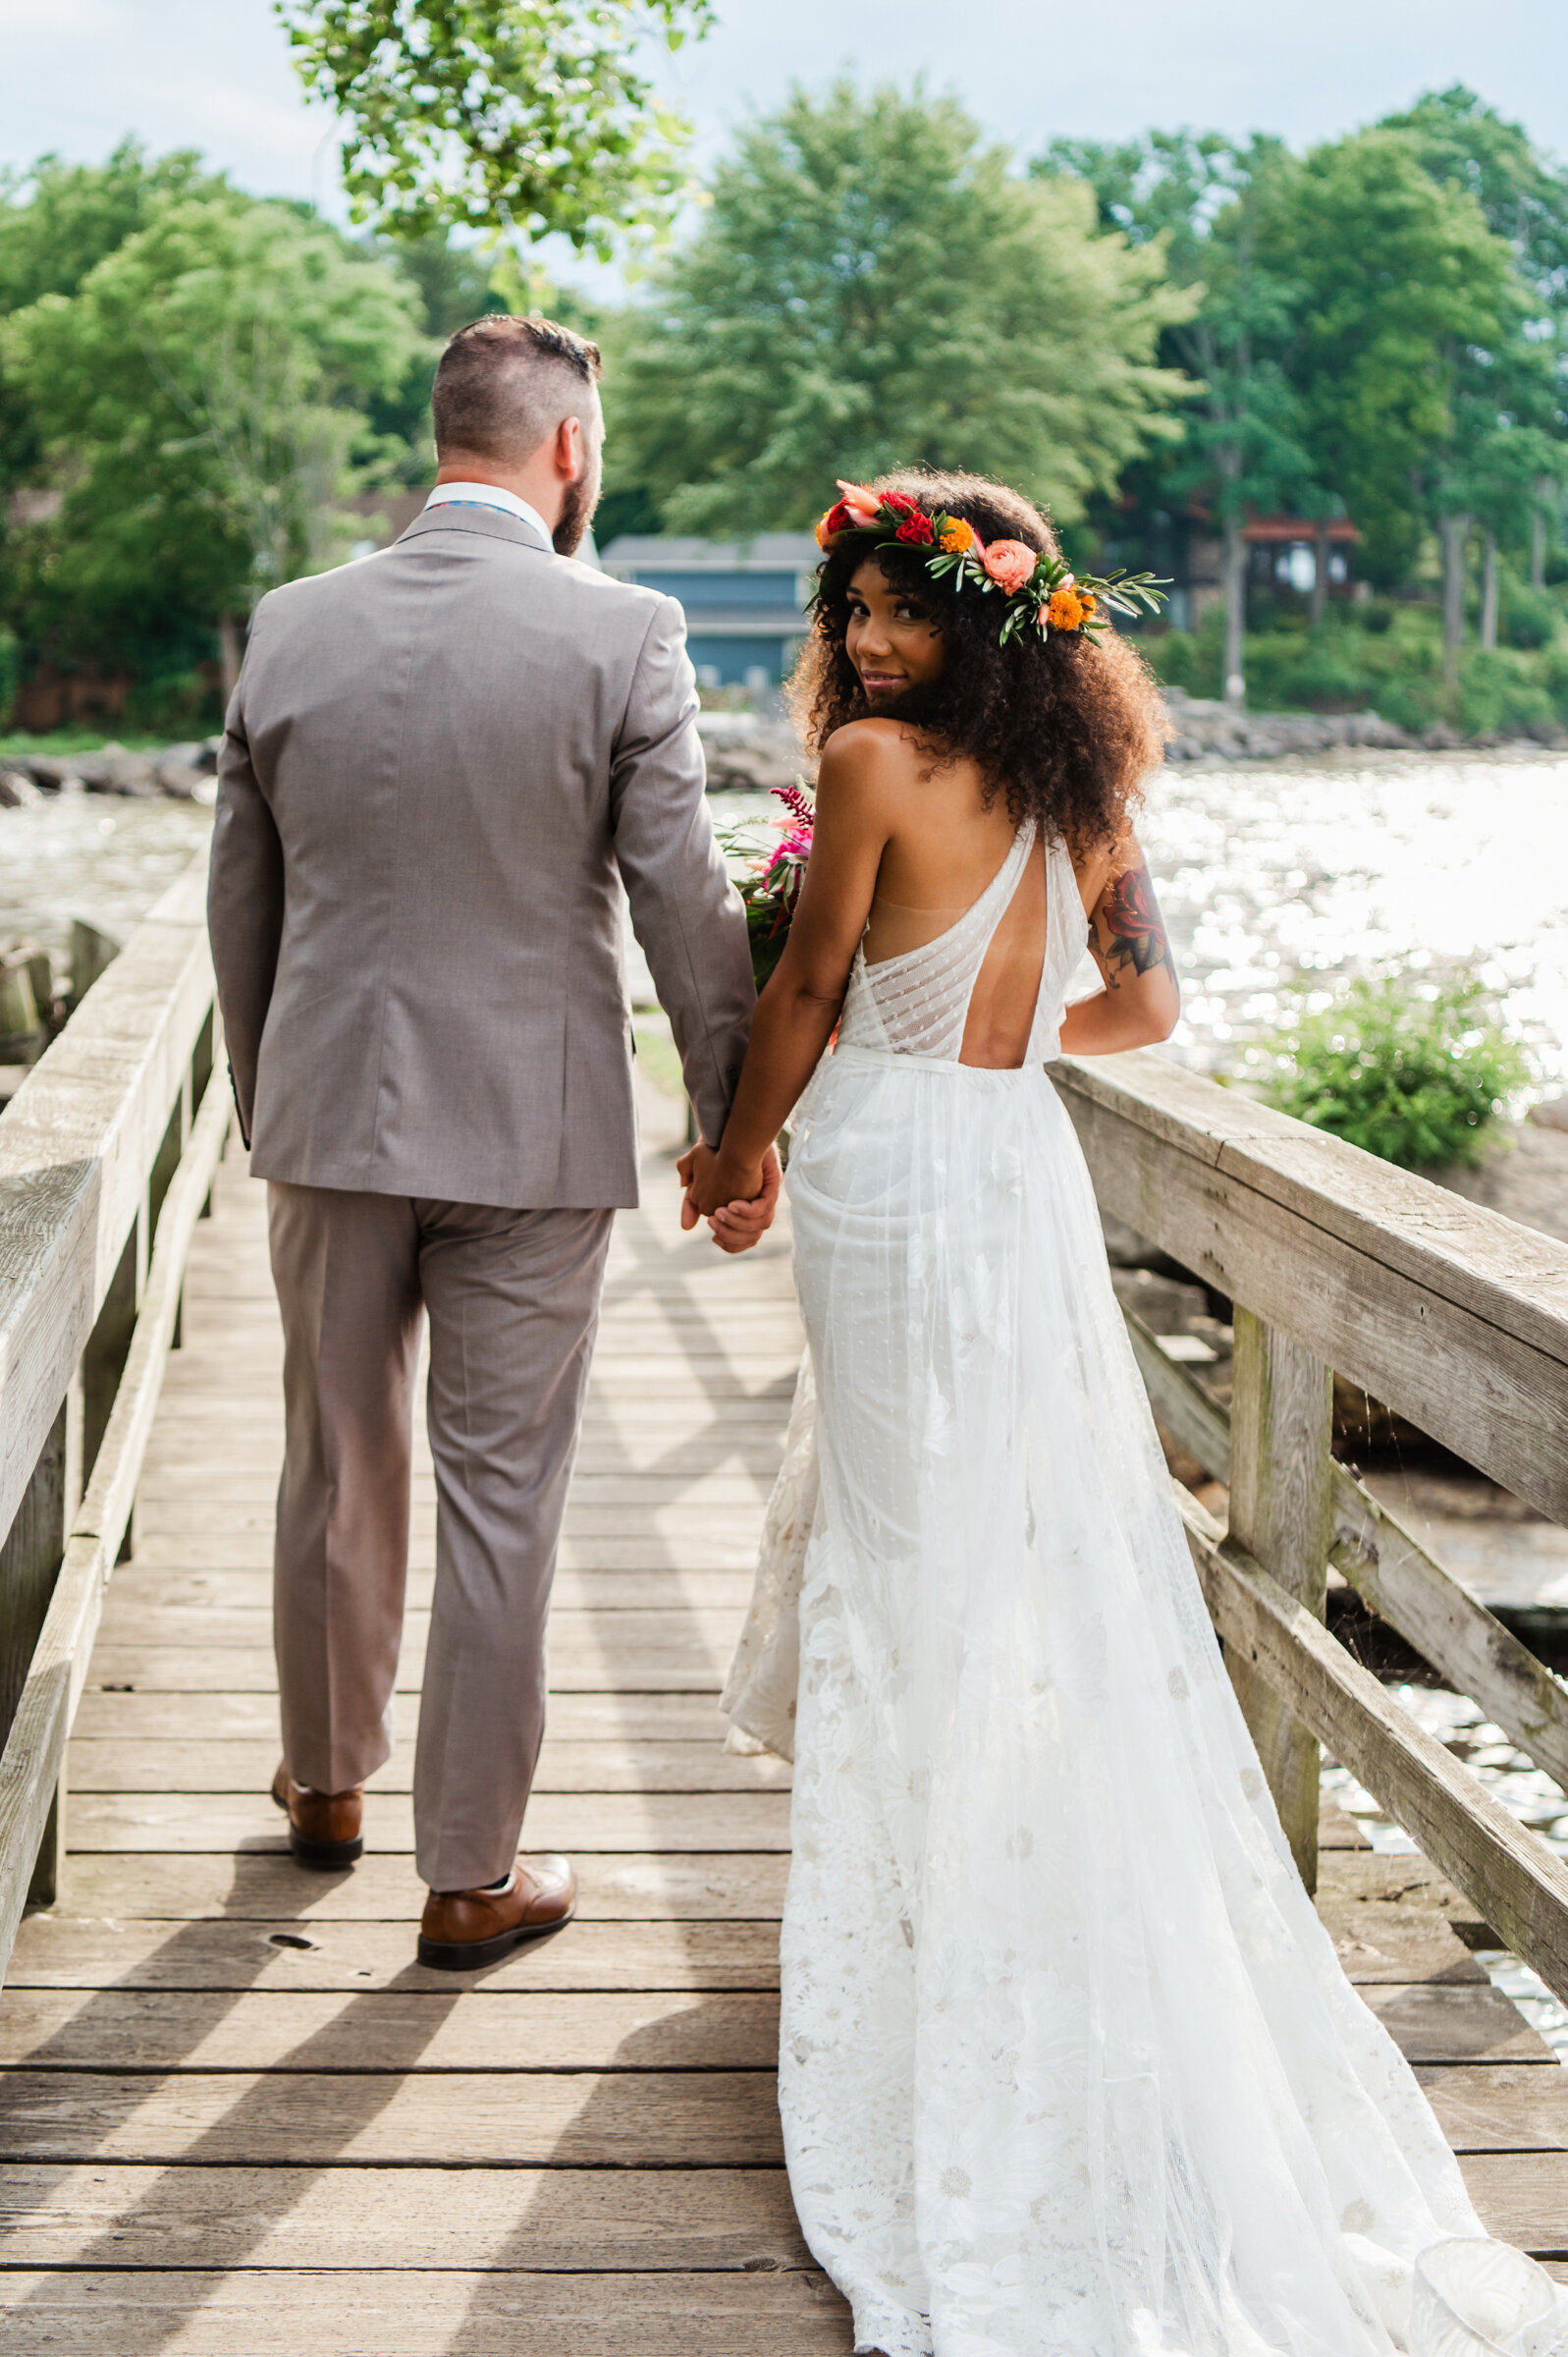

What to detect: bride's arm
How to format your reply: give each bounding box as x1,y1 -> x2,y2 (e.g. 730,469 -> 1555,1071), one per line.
684,724 -> 897,1217
1057,840 -> 1181,1055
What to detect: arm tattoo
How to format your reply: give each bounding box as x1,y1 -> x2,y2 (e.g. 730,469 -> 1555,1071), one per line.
1094,860 -> 1175,989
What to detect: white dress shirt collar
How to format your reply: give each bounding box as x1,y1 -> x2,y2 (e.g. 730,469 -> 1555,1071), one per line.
423,480 -> 552,548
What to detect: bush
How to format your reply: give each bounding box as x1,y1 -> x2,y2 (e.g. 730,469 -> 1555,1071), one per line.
1256,970 -> 1530,1170
0,629 -> 18,731
1499,576 -> 1560,652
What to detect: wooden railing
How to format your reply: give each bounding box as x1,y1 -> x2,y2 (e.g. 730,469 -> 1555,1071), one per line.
1055,1051 -> 1568,2002
0,853 -> 228,1976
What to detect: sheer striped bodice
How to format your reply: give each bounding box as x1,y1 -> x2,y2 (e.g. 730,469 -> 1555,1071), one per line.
836,818 -> 1084,1066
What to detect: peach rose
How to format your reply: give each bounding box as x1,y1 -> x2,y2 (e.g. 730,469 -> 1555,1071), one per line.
981,539 -> 1038,596
835,479 -> 882,525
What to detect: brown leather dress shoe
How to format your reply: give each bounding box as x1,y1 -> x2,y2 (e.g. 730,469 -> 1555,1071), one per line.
418,1854 -> 576,1970
270,1763 -> 364,1869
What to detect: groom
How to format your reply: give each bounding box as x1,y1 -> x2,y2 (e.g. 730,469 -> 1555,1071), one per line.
208,313 -> 769,1968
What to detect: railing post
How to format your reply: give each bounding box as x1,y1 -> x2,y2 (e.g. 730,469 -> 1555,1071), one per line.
0,1379 -> 81,1908
1225,1307 -> 1333,1893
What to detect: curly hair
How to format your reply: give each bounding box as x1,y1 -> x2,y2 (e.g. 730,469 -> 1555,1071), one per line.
788,469 -> 1168,856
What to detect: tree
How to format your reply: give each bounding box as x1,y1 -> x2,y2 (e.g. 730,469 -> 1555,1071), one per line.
4,191 -> 426,700
0,139 -> 227,491
1381,86 -> 1568,594
609,82 -> 1194,539
276,0 -> 714,274
1252,127 -> 1524,700
1039,132 -> 1313,704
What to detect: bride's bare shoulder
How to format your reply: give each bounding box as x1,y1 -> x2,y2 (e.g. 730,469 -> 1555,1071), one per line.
816,718 -> 927,802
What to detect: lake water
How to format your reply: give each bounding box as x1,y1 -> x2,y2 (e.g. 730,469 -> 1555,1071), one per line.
5,748 -> 1566,1088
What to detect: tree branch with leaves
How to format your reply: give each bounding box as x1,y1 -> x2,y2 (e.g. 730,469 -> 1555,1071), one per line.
275,0 -> 714,276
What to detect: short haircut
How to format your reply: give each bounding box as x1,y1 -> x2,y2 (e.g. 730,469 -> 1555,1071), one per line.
431,314 -> 603,466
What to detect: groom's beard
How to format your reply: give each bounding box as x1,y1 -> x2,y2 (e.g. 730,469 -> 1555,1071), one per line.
553,453 -> 602,556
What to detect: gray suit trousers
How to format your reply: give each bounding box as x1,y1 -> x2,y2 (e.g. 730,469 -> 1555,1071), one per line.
267,1182 -> 613,1892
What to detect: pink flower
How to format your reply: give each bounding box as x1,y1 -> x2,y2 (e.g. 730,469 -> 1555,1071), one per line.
836,480 -> 882,525
981,539 -> 1039,596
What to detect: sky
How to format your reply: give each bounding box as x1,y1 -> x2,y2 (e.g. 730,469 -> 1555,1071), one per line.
3,0 -> 1567,259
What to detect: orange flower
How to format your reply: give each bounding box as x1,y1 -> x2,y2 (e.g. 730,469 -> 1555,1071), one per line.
1079,591 -> 1097,617
937,518 -> 974,554
981,539 -> 1038,595
1047,586 -> 1086,631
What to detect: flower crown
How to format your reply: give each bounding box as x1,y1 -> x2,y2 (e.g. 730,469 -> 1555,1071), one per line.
814,480 -> 1168,645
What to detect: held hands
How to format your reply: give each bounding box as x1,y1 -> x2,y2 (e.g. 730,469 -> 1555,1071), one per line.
677,1141 -> 782,1255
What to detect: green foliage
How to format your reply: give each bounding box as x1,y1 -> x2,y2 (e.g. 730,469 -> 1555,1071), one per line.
2,190 -> 427,668
0,625 -> 18,728
1145,602 -> 1568,733
276,0 -> 714,263
1258,971 -> 1530,1169
609,82 -> 1195,536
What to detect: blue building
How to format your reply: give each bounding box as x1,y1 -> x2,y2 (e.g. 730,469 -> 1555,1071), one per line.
599,533 -> 818,688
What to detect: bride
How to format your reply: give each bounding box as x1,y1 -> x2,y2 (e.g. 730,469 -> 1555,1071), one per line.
681,471 -> 1563,2357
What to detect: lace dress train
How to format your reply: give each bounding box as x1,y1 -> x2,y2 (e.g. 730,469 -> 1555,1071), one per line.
735,822 -> 1567,2357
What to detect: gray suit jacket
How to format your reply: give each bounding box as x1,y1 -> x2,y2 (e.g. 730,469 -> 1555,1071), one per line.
208,506 -> 755,1209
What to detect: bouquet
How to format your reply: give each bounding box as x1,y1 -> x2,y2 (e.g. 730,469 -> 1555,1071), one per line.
719,783 -> 815,992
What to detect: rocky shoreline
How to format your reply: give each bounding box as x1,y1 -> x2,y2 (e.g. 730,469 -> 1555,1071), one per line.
0,737 -> 219,806
4,697 -> 1565,811
1161,686 -> 1568,764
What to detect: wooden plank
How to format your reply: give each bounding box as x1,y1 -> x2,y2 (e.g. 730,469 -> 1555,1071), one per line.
0,2068 -> 785,2165
1225,1308 -> 1331,1891
1122,1300 -> 1568,1814
1055,1052 -> 1568,1518
1180,1490 -> 1568,2004
58,1790 -> 792,1853
53,1850 -> 790,1921
89,1604 -> 744,1653
0,2164 -> 811,2272
97,1568 -> 762,1611
1415,2063 -> 1568,2153
4,1916 -> 781,1993
0,1078 -> 232,1983
1328,1468 -> 1568,1800
0,2270 -> 853,2356
65,1738 -> 791,1793
79,1649 -> 728,1694
0,1988 -> 781,2071
1462,2154 -> 1568,2256
1357,1985 -> 1557,2063
69,1689 -> 730,1742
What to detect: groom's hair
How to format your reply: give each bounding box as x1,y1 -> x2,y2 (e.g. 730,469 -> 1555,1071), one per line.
432,314 -> 603,466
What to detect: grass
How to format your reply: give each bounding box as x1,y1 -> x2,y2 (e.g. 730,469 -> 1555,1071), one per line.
633,1023 -> 688,1103
0,729 -> 171,755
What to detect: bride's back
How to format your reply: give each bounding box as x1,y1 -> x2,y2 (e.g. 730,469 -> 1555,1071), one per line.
858,732 -> 1110,1069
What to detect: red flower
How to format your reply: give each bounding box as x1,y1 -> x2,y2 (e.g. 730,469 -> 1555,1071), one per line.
816,499 -> 852,546
880,490 -> 920,518
895,512 -> 934,545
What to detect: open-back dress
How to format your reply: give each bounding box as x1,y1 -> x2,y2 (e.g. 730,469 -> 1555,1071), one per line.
727,817 -> 1567,2357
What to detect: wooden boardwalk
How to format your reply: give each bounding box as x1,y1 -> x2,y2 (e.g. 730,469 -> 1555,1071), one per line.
0,1081 -> 1562,2349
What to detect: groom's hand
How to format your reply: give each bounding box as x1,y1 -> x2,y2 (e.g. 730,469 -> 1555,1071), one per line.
708,1146 -> 781,1254
676,1142 -> 781,1251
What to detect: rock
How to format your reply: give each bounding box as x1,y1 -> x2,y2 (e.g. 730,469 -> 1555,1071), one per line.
1157,698 -> 1416,762
154,754 -> 213,800
1421,723 -> 1462,750
73,742 -> 159,795
1531,1097 -> 1568,1134
0,768 -> 42,808
697,714 -> 811,792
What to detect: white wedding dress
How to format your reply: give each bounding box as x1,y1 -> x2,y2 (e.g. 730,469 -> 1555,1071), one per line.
728,819 -> 1567,2357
